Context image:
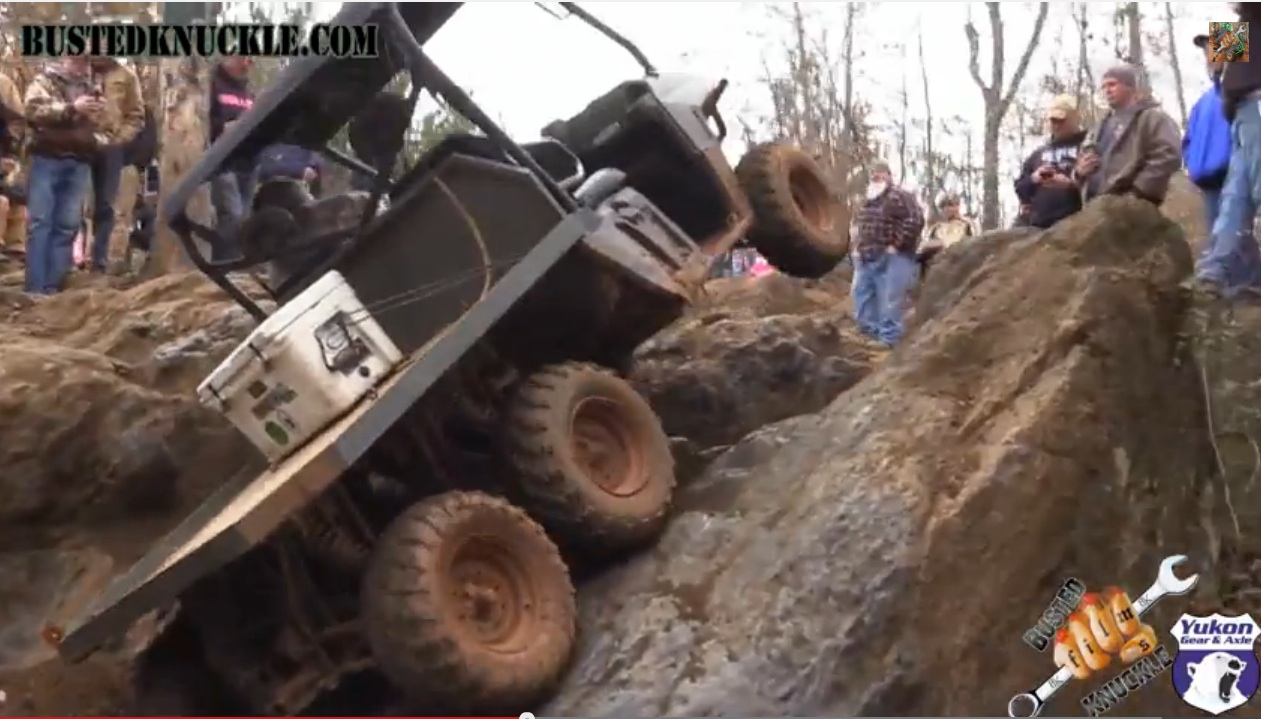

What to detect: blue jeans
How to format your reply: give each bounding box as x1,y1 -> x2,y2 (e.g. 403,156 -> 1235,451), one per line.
209,168 -> 257,262
851,251 -> 919,345
1199,186 -> 1261,289
90,147 -> 123,270
25,155 -> 91,294
1196,95 -> 1261,292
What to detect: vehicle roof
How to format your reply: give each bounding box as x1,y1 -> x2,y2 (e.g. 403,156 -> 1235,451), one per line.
159,2 -> 462,227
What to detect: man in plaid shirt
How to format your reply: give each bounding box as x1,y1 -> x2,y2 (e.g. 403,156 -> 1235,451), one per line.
851,161 -> 925,346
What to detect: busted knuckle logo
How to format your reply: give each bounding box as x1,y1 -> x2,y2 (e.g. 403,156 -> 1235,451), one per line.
1171,613 -> 1261,716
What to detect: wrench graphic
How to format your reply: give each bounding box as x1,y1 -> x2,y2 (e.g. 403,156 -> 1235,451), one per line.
1006,555 -> 1199,717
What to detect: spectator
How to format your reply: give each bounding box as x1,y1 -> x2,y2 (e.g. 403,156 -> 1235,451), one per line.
258,143 -> 323,196
1015,94 -> 1089,229
917,194 -> 975,278
23,58 -> 107,294
1197,2 -> 1261,296
87,57 -> 143,273
1187,31 -> 1260,294
1075,64 -> 1182,206
851,160 -> 925,347
208,56 -> 257,262
0,70 -> 25,257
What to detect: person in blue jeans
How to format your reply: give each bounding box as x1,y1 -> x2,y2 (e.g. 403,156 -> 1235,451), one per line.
850,161 -> 925,347
22,58 -> 108,294
208,57 -> 257,262
1188,32 -> 1261,294
1197,2 -> 1261,296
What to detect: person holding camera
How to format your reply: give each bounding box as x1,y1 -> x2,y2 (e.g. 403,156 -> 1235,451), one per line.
1014,95 -> 1089,230
23,57 -> 109,294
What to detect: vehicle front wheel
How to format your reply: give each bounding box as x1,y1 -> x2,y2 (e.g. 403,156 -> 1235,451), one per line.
361,491 -> 576,714
502,361 -> 675,554
736,142 -> 848,279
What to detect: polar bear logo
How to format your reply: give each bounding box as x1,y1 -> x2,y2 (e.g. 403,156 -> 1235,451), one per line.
1182,651 -> 1251,715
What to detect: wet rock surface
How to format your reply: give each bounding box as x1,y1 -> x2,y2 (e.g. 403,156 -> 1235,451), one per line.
0,197 -> 1256,717
547,198 -> 1214,717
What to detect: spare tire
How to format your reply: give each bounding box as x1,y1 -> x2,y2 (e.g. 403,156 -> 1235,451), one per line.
736,142 -> 848,279
503,362 -> 675,554
362,491 -> 576,714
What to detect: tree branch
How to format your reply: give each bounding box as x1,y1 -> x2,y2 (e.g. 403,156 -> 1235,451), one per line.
999,1 -> 1050,118
964,19 -> 988,93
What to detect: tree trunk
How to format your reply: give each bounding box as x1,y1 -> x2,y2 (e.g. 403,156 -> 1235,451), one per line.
1164,2 -> 1188,127
965,1 -> 1050,230
148,55 -> 208,276
918,26 -> 935,205
1125,3 -> 1149,90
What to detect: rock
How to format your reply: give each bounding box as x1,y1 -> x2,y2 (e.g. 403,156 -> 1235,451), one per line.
633,271 -> 882,449
546,197 -> 1210,717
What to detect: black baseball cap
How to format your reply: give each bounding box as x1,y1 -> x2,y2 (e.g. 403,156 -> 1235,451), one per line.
1194,33 -> 1210,49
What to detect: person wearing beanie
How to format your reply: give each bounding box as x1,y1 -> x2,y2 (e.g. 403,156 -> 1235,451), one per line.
1014,94 -> 1089,229
1198,4 -> 1261,297
1074,63 -> 1181,207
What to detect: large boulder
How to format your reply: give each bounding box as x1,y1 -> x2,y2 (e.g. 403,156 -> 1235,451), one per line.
546,198 -> 1212,717
633,271 -> 882,450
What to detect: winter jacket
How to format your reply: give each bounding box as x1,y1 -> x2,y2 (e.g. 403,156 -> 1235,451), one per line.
123,107 -> 157,169
23,65 -> 108,160
1079,98 -> 1183,204
258,144 -> 322,182
209,64 -> 255,171
0,72 -> 22,158
1220,6 -> 1261,121
1014,130 -> 1088,229
1184,82 -> 1232,190
92,59 -> 144,146
854,185 -> 924,260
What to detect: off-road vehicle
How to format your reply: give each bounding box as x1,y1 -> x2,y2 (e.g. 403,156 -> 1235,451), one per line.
50,2 -> 846,715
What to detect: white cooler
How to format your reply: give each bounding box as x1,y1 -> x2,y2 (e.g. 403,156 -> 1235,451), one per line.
197,271 -> 405,462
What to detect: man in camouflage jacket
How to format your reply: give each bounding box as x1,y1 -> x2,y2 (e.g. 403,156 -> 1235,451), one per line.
851,161 -> 925,347
87,57 -> 144,273
23,57 -> 108,294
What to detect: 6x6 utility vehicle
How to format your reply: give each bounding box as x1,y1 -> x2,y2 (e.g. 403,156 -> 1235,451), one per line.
50,3 -> 847,715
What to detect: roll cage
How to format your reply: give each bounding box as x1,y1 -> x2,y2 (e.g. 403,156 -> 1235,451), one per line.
161,1 -> 660,321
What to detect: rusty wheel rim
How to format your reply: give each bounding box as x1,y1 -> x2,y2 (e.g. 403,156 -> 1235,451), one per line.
569,396 -> 649,498
789,165 -> 836,233
447,537 -> 536,653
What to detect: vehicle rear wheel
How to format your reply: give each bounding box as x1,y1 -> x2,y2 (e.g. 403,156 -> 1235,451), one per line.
503,362 -> 675,553
736,142 -> 848,279
362,491 -> 576,714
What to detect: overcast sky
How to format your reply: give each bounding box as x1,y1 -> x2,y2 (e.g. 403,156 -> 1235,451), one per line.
291,1 -> 1230,215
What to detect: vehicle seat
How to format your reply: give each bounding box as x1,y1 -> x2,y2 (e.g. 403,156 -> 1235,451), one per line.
541,80 -> 727,242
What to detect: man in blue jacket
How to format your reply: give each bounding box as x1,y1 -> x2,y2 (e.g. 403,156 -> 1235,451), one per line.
258,144 -> 323,197
1188,31 -> 1260,293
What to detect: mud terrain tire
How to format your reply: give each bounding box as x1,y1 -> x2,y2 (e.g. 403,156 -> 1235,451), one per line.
362,491 -> 576,713
503,362 -> 675,552
736,142 -> 847,279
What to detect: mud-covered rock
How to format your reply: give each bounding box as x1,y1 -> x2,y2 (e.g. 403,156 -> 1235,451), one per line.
633,271 -> 881,449
547,197 -> 1210,717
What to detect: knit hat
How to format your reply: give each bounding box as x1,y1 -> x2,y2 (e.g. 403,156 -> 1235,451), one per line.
1103,64 -> 1139,88
871,160 -> 892,175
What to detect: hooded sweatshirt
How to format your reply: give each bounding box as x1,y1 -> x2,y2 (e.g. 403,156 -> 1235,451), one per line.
1014,130 -> 1088,229
208,64 -> 255,171
1184,76 -> 1232,190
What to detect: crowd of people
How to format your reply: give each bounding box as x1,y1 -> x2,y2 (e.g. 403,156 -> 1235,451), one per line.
0,54 -> 323,296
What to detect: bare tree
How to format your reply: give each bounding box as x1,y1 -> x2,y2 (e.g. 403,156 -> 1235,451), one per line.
1123,3 -> 1149,90
1164,2 -> 1189,126
965,1 -> 1051,229
918,24 -> 937,207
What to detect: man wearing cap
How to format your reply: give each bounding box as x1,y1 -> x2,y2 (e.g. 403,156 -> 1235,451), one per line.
851,161 -> 924,347
1074,64 -> 1182,206
1197,2 -> 1261,295
1187,31 -> 1261,293
1015,94 -> 1089,229
916,194 -> 975,278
